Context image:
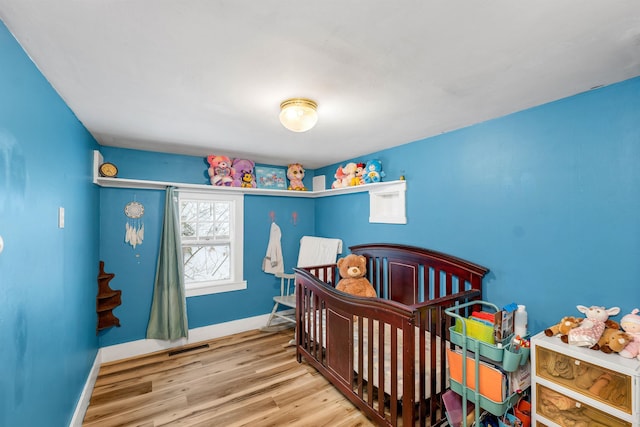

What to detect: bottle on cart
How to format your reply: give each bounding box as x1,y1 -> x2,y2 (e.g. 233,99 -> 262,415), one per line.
514,304 -> 528,337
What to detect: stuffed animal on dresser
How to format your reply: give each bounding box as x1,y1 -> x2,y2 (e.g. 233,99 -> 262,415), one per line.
594,327 -> 632,354
619,308 -> 640,360
562,305 -> 620,347
335,254 -> 377,297
544,316 -> 583,339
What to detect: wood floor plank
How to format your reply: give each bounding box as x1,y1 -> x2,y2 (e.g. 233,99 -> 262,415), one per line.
83,329 -> 375,426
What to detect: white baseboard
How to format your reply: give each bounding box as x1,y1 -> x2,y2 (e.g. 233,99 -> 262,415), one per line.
69,351 -> 101,427
99,313 -> 271,363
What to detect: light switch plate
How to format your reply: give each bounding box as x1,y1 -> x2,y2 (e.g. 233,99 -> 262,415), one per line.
58,207 -> 65,228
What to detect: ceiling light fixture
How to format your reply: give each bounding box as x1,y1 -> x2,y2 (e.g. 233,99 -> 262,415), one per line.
279,98 -> 318,132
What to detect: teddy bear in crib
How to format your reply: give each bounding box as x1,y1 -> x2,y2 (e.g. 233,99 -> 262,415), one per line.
335,254 -> 377,298
287,163 -> 307,191
562,305 -> 620,348
619,308 -> 640,360
207,155 -> 235,186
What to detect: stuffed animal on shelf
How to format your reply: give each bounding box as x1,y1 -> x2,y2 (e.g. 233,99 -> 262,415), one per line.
362,159 -> 385,184
287,163 -> 307,191
563,305 -> 620,347
335,254 -> 377,297
619,308 -> 640,360
207,155 -> 235,186
544,316 -> 583,339
342,162 -> 357,186
351,162 -> 366,186
231,159 -> 256,188
331,165 -> 348,189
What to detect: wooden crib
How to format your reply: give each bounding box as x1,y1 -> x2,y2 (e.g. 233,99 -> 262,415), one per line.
294,243 -> 489,426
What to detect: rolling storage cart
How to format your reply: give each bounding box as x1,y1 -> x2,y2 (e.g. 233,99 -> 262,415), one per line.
445,301 -> 529,427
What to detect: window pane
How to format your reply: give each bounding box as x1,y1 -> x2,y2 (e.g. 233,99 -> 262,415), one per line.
197,222 -> 216,238
180,201 -> 197,239
181,201 -> 197,222
214,203 -> 229,223
181,221 -> 196,239
215,222 -> 230,238
198,202 -> 214,221
183,244 -> 231,283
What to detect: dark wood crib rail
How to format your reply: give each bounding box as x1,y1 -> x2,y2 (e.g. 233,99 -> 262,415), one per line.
294,243 -> 488,427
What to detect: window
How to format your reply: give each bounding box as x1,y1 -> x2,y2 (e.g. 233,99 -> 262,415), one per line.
178,190 -> 246,297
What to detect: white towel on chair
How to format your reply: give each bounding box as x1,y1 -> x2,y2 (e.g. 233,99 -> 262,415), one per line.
262,222 -> 284,275
297,236 -> 343,267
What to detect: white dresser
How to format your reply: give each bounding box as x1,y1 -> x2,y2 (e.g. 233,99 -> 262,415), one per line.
531,332 -> 640,427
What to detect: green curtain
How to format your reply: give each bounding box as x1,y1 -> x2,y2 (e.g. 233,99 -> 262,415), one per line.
147,186 -> 188,340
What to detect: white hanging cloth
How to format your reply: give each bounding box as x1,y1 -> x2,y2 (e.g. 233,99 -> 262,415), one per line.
296,236 -> 343,267
262,222 -> 284,275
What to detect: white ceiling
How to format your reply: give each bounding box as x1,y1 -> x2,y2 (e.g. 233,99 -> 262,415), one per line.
1,1 -> 639,169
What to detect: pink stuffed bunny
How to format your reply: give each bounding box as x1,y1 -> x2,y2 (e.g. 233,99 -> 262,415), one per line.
619,309 -> 640,360
566,305 -> 620,347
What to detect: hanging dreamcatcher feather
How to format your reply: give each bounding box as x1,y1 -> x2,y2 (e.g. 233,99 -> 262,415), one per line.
124,201 -> 144,249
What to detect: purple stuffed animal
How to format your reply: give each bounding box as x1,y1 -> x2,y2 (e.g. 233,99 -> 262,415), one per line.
231,159 -> 256,188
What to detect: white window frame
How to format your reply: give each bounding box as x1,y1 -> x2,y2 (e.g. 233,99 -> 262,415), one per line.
178,189 -> 246,297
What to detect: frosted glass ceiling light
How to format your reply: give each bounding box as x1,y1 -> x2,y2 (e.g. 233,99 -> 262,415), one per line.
279,98 -> 318,132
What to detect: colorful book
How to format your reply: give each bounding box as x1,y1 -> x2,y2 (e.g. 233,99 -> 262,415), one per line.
447,348 -> 507,402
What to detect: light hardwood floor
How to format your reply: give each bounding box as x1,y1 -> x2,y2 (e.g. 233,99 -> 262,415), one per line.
83,329 -> 375,427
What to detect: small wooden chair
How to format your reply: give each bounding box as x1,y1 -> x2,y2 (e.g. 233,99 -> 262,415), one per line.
262,236 -> 342,331
264,272 -> 297,329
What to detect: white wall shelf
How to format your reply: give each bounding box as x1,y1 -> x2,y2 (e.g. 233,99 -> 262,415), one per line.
93,150 -> 407,201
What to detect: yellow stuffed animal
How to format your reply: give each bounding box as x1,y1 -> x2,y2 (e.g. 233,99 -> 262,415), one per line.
335,254 -> 377,297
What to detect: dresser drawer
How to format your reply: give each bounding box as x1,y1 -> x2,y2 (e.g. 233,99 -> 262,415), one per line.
536,384 -> 631,427
535,345 -> 632,414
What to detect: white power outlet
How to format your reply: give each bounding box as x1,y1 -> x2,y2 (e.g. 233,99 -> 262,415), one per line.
58,207 -> 65,228
0,235 -> 4,254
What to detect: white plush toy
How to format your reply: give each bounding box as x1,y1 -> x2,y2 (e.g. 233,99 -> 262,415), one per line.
565,305 -> 620,347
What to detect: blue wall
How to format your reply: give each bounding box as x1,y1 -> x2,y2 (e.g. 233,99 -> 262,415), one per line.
315,77 -> 640,335
97,147 -> 319,346
0,21 -> 100,427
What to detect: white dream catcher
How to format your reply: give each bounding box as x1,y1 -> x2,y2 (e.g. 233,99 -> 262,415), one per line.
124,200 -> 145,249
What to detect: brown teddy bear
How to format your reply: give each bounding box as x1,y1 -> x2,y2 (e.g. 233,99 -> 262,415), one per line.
335,254 -> 377,297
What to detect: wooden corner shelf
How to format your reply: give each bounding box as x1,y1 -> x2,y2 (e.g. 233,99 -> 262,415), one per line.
97,261 -> 122,333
